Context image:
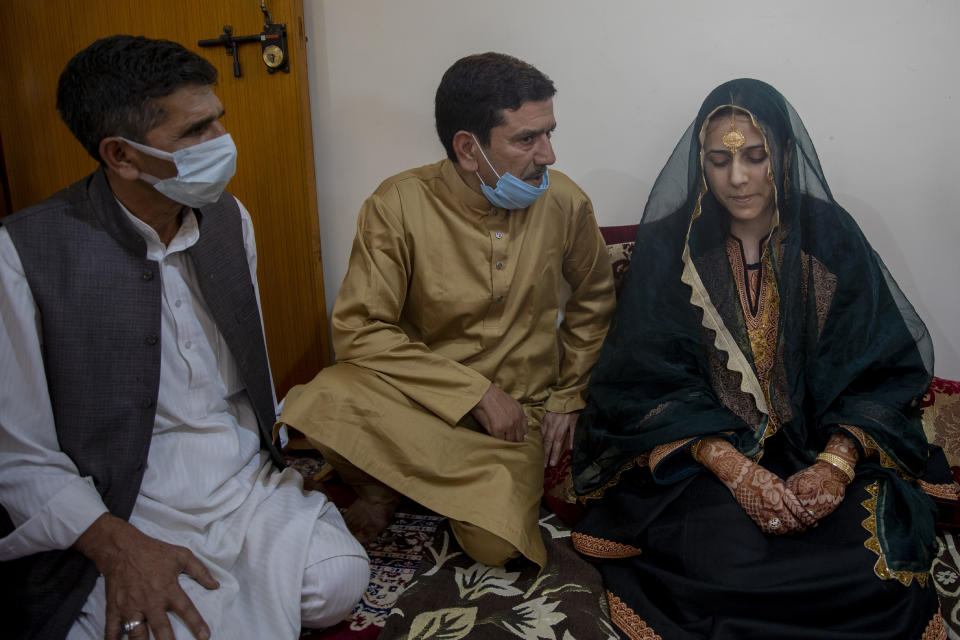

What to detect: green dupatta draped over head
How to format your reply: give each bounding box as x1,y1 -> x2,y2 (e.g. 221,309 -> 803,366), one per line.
573,78 -> 937,571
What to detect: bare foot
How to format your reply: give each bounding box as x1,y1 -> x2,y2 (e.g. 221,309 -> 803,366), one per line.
344,497 -> 399,544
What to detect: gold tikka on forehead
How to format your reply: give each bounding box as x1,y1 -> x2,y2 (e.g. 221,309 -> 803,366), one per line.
721,107 -> 746,154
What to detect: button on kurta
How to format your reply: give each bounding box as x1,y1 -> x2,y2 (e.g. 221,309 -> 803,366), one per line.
495,232 -> 503,239
496,261 -> 503,270
141,271 -> 153,281
145,335 -> 158,345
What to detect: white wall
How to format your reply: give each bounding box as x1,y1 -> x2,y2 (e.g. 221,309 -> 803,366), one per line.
303,0 -> 960,379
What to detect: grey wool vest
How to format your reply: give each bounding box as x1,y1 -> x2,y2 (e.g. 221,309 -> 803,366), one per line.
0,169 -> 282,640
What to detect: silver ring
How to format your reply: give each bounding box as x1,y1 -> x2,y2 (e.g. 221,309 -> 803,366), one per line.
767,517 -> 781,529
807,509 -> 815,517
121,620 -> 143,635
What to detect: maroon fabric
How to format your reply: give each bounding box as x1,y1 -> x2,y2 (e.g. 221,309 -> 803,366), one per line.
303,622 -> 382,640
542,450 -> 585,525
600,225 -> 638,299
599,224 -> 639,244
922,376 -> 960,409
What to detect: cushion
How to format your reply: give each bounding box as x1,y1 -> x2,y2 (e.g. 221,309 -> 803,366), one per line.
923,377 -> 960,469
600,224 -> 637,297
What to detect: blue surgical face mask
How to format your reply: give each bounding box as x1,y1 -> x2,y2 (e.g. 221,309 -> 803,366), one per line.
119,134 -> 237,208
471,135 -> 549,210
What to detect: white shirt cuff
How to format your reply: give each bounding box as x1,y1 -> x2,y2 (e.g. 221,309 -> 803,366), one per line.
0,475 -> 107,560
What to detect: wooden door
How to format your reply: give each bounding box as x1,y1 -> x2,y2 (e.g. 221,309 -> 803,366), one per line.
0,0 -> 329,398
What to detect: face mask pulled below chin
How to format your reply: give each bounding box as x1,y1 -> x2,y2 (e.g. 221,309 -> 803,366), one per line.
119,134 -> 237,208
472,135 -> 549,210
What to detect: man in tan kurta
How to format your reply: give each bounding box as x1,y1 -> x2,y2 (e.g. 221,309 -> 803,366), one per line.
281,52 -> 615,568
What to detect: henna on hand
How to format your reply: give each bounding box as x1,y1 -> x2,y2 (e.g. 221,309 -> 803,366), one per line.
786,432 -> 858,522
824,432 -> 859,466
785,462 -> 847,521
837,425 -> 878,460
695,439 -> 814,534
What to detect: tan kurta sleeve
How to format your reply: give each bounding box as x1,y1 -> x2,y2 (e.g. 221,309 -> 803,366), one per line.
544,192 -> 616,414
331,190 -> 491,425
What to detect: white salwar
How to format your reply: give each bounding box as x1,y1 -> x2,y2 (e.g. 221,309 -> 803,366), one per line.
0,198 -> 368,639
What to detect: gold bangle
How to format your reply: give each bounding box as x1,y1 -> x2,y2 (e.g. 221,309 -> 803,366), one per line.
816,452 -> 855,483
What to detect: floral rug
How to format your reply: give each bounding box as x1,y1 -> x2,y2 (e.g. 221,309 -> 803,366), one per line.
933,532 -> 960,640
378,509 -> 619,640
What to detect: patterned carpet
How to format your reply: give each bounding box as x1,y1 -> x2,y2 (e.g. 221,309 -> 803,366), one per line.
933,533 -> 960,640
378,510 -> 617,640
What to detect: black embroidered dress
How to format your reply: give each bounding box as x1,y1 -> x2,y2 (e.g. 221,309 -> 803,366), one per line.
572,79 -> 948,640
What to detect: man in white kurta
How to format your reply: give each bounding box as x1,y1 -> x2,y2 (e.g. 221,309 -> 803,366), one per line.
0,203 -> 367,639
0,35 -> 367,640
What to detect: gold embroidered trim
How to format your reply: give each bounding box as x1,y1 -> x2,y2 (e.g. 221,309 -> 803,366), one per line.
606,591 -> 663,640
579,404 -> 670,502
680,207 -> 769,419
572,532 -> 642,559
840,425 -> 924,489
922,607 -> 946,640
726,236 -> 770,330
919,480 -> 960,500
686,105 -> 781,425
860,481 -> 929,587
578,453 -> 651,503
726,235 -> 782,444
855,430 -> 910,478
839,425 -> 874,456
649,438 -> 694,471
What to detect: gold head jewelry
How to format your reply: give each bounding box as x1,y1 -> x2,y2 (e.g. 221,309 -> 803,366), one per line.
721,108 -> 746,155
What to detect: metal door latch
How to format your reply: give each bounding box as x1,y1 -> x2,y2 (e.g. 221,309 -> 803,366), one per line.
198,1 -> 290,78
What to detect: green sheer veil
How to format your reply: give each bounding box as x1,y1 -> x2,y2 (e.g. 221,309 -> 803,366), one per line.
573,79 -> 936,571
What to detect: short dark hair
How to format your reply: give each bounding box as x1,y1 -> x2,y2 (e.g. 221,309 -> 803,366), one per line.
435,52 -> 556,162
56,35 -> 218,164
